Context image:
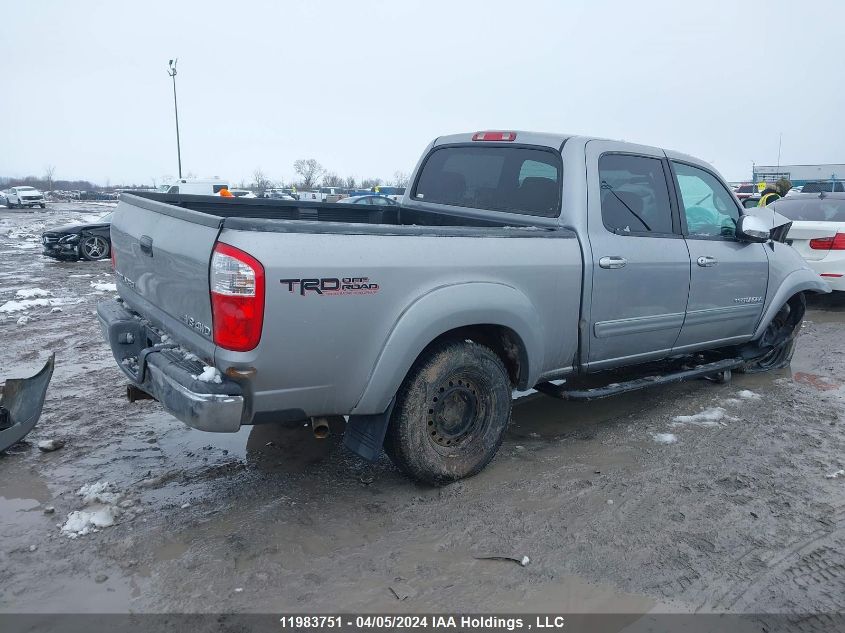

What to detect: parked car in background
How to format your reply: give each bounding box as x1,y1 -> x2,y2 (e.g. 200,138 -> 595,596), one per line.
799,181 -> 845,194
338,194 -> 399,206
375,186 -> 407,202
785,185 -> 804,196
263,189 -> 296,200
41,212 -> 112,261
733,183 -> 757,202
771,193 -> 845,291
0,190 -> 7,206
5,186 -> 46,208
156,179 -> 230,195
317,187 -> 346,202
229,189 -> 256,198
297,191 -> 320,201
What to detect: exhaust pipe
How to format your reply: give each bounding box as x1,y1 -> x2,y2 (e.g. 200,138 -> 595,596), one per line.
311,416 -> 331,439
127,385 -> 155,403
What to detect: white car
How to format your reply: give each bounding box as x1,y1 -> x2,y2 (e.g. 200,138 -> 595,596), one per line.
6,186 -> 46,208
773,193 -> 845,291
157,179 -> 230,195
228,189 -> 256,198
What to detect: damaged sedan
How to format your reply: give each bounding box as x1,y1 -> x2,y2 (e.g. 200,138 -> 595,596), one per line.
41,212 -> 112,261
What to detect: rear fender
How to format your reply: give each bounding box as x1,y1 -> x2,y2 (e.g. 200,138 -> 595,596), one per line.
351,282 -> 543,415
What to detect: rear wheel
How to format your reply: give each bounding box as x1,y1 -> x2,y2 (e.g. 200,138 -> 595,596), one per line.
80,235 -> 110,261
39,203 -> 46,209
739,294 -> 805,373
384,340 -> 512,485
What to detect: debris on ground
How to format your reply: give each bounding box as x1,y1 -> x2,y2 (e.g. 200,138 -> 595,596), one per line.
389,580 -> 418,601
475,554 -> 530,567
37,438 -> 65,452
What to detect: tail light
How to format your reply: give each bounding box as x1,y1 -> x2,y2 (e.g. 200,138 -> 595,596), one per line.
210,243 -> 265,351
472,131 -> 517,142
809,233 -> 845,250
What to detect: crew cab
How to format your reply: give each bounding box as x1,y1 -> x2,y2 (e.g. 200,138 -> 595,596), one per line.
98,131 -> 829,484
5,186 -> 46,208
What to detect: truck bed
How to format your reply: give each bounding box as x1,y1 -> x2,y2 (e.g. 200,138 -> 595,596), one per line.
124,191 -> 565,235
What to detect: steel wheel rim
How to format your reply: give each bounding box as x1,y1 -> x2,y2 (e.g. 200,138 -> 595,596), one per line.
428,373 -> 488,448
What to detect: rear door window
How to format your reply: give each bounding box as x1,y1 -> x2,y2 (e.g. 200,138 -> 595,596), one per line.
413,146 -> 562,217
599,154 -> 674,235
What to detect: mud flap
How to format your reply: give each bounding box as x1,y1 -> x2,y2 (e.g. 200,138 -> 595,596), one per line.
343,399 -> 395,462
0,354 -> 56,452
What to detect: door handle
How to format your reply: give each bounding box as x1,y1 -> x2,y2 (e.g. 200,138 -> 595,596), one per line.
139,235 -> 153,257
599,256 -> 627,269
697,256 -> 717,267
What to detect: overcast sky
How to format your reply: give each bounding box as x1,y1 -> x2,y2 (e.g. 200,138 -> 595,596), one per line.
2,0 -> 843,186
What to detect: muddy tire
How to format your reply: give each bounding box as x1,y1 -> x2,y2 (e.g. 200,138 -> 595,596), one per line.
384,340 -> 512,485
739,294 -> 805,373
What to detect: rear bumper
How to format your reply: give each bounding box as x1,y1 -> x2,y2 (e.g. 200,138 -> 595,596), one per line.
96,299 -> 245,432
805,257 -> 845,291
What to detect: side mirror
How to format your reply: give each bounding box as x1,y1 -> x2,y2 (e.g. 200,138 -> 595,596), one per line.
737,214 -> 770,243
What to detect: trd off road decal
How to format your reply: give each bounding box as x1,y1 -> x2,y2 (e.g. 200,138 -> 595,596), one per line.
280,277 -> 380,296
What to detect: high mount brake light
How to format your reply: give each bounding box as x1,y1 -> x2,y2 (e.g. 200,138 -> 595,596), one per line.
471,131 -> 517,142
809,233 -> 845,251
210,243 -> 265,352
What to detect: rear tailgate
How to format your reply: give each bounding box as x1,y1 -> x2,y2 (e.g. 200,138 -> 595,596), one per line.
787,221 -> 842,261
111,194 -> 222,356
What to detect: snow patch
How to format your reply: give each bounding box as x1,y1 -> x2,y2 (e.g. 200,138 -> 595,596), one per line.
671,407 -> 730,427
78,481 -> 122,505
16,315 -> 29,325
737,390 -> 761,400
652,433 -> 678,444
194,366 -> 222,384
61,508 -> 116,538
0,298 -> 52,313
826,469 -> 845,480
90,281 -> 117,292
15,287 -> 52,298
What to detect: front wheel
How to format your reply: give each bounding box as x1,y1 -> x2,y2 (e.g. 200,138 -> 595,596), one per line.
739,294 -> 805,373
384,340 -> 512,485
80,235 -> 110,261
40,203 -> 46,208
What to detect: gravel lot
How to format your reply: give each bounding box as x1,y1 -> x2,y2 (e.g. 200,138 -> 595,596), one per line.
1,205 -> 843,626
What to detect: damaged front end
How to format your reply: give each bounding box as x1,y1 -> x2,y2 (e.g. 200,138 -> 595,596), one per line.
0,354 -> 55,453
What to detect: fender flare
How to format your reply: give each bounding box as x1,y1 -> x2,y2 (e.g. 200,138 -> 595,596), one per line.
350,282 -> 544,415
752,269 -> 830,340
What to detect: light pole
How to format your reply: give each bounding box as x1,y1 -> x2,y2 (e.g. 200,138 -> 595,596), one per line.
167,59 -> 182,179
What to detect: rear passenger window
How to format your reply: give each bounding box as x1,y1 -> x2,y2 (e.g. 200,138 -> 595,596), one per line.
599,154 -> 674,234
413,146 -> 561,217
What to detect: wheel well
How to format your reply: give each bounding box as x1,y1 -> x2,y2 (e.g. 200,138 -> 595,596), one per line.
417,325 -> 527,388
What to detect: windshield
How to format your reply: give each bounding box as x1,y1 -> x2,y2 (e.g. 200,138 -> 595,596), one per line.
18,186 -> 35,191
413,145 -> 562,217
156,185 -> 171,193
772,197 -> 845,222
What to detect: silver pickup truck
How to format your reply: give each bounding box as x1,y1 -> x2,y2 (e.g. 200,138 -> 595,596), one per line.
98,131 -> 829,484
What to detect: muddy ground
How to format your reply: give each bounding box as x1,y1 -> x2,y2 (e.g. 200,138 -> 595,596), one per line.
1,205 -> 843,626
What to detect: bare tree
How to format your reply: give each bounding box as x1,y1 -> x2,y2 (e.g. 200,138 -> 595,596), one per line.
392,171 -> 410,188
361,177 -> 383,190
322,172 -> 344,187
343,175 -> 357,189
43,165 -> 56,191
252,168 -> 273,193
293,159 -> 325,190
